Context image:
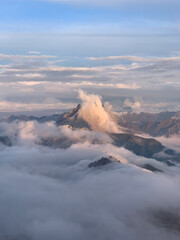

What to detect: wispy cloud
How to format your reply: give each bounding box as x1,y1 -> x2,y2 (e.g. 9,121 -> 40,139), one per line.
0,53 -> 180,113
0,53 -> 56,61
28,51 -> 41,54
40,0 -> 180,7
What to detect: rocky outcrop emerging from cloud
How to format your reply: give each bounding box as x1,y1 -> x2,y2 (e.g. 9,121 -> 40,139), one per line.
1,118 -> 179,164
1,96 -> 179,163
56,103 -> 91,130
109,133 -> 165,158
88,157 -> 113,168
56,91 -> 119,133
3,102 -> 180,138
0,131 -> 180,240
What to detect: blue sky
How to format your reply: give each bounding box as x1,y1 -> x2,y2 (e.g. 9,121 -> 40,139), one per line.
0,0 -> 180,58
1,0 -> 180,33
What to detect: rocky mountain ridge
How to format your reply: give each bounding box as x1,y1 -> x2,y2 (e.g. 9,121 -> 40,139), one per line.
0,105 -> 179,164
118,111 -> 180,137
2,108 -> 180,137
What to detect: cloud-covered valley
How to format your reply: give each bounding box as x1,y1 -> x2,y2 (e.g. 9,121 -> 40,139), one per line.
0,120 -> 180,240
0,91 -> 180,240
0,52 -> 180,239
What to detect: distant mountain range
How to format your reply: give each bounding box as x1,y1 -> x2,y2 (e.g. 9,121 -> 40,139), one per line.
0,105 -> 179,164
55,106 -> 180,137
2,108 -> 180,137
1,113 -> 62,123
117,111 -> 180,137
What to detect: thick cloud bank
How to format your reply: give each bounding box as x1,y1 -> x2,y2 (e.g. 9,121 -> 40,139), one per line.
0,121 -> 180,240
78,90 -> 118,133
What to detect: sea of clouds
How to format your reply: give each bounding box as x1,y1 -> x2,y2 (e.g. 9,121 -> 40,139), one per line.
0,98 -> 180,240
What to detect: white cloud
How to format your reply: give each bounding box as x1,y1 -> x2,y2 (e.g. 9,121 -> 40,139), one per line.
28,51 -> 41,54
88,55 -> 180,62
78,90 -> 119,133
88,55 -> 150,62
124,98 -> 142,113
0,120 -> 180,239
17,81 -> 47,86
15,73 -> 45,79
0,52 -> 180,113
0,53 -> 56,61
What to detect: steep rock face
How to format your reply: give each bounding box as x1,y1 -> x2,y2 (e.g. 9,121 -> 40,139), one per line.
88,156 -> 120,168
88,157 -> 113,168
56,104 -> 91,130
109,133 -> 164,158
39,137 -> 75,149
118,112 -> 180,137
141,164 -> 163,173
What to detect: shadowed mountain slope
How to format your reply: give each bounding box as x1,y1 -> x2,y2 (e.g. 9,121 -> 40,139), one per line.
118,111 -> 180,137
109,133 -> 164,158
1,104 -> 179,163
56,104 -> 91,130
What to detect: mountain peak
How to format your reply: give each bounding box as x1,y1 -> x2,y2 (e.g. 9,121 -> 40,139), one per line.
56,101 -> 119,133
56,104 -> 91,130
